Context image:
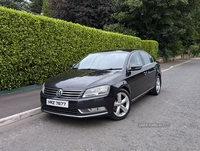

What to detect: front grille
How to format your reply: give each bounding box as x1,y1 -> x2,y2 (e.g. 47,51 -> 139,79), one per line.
62,91 -> 83,98
44,87 -> 57,96
44,87 -> 83,99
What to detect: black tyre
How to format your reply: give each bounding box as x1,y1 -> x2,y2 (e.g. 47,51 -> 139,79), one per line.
110,89 -> 131,120
150,75 -> 161,95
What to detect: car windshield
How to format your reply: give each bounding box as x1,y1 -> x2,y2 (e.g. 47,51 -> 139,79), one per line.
73,52 -> 128,70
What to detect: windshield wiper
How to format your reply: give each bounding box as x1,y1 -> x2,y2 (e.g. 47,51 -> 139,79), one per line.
76,68 -> 122,70
102,68 -> 122,70
79,68 -> 96,70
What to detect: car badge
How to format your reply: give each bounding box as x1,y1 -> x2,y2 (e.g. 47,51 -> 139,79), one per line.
56,89 -> 63,97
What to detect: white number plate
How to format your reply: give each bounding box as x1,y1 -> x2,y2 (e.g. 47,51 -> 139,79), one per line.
46,99 -> 68,108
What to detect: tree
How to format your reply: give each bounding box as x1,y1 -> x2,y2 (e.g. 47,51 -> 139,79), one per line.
29,0 -> 43,14
104,0 -> 200,59
0,0 -> 30,11
48,0 -> 113,29
42,0 -> 50,16
190,45 -> 200,57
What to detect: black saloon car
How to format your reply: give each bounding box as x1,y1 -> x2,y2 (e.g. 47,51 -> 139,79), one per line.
40,49 -> 161,120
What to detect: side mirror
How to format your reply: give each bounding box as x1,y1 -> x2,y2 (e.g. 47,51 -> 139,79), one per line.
71,64 -> 75,69
129,65 -> 142,71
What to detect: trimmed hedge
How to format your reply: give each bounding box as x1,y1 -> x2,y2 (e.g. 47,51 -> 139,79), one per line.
0,7 -> 158,90
141,40 -> 158,59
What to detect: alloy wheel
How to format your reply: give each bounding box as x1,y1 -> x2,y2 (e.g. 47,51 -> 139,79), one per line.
113,91 -> 130,118
156,76 -> 161,94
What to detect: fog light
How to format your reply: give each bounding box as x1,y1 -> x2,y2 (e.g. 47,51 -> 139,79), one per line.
79,107 -> 107,114
88,107 -> 106,112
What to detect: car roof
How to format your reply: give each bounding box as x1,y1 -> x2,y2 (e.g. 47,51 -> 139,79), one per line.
92,49 -> 141,54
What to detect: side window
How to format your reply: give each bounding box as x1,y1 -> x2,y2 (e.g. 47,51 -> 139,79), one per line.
140,51 -> 152,65
128,52 -> 143,67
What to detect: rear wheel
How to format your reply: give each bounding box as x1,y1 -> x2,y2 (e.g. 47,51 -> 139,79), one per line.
110,89 -> 131,120
151,75 -> 161,95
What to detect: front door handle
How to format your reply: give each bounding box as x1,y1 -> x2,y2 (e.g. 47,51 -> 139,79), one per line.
144,71 -> 148,75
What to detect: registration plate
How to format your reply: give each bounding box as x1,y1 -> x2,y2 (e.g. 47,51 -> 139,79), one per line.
46,99 -> 69,108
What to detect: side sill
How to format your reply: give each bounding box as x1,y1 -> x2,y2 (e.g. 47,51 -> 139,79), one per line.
131,87 -> 154,102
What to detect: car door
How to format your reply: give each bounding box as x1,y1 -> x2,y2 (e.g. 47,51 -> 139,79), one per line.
126,52 -> 148,100
139,51 -> 157,90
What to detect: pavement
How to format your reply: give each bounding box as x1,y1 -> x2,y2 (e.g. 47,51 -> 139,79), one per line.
0,59 -> 193,127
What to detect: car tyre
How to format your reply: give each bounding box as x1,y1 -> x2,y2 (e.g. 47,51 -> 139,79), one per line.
150,75 -> 161,95
110,89 -> 131,120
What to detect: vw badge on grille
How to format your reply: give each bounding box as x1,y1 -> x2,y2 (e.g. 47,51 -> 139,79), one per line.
56,89 -> 63,97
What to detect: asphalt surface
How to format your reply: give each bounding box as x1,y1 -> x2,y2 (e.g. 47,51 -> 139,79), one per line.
0,58 -> 199,151
0,88 -> 41,119
0,59 -> 193,125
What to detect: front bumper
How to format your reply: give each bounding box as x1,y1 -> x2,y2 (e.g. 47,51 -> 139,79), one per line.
40,92 -> 115,118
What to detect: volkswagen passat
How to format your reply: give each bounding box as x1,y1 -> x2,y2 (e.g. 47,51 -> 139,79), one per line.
40,49 -> 161,120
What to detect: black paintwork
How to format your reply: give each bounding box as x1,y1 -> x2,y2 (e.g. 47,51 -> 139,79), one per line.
40,49 -> 161,118
45,69 -> 122,90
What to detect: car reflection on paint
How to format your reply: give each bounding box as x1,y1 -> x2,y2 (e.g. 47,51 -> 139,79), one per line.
40,49 -> 161,120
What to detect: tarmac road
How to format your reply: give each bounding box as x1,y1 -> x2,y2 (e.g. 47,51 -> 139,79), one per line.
0,88 -> 41,119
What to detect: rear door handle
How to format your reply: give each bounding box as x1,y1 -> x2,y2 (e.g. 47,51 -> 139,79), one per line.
144,71 -> 148,75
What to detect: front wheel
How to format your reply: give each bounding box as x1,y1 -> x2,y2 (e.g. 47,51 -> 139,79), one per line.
110,89 -> 131,120
150,75 -> 161,95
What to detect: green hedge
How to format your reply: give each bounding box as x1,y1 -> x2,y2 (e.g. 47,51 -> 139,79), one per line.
141,40 -> 158,59
0,7 -> 158,91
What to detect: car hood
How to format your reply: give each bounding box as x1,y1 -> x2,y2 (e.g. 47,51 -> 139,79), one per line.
45,69 -> 122,90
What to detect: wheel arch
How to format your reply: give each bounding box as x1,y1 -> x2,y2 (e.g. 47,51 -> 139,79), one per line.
156,63 -> 162,86
157,72 -> 162,86
113,80 -> 131,95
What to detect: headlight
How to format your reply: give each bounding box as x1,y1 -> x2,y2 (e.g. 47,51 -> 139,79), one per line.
42,83 -> 45,93
82,85 -> 110,98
